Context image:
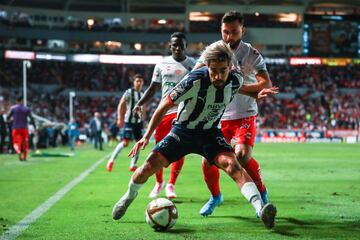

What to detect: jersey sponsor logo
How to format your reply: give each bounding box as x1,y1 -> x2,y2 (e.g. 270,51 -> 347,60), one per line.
164,82 -> 177,88
240,123 -> 251,129
207,103 -> 226,110
203,103 -> 226,121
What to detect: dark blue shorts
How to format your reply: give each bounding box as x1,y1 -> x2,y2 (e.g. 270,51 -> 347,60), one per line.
121,122 -> 143,141
153,125 -> 233,164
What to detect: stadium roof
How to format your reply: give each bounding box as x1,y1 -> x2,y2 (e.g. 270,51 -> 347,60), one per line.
0,0 -> 358,13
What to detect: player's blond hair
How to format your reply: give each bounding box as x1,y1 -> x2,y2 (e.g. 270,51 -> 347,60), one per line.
202,41 -> 234,66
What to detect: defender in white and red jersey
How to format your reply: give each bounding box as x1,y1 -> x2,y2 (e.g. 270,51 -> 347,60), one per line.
194,11 -> 273,216
132,32 -> 196,199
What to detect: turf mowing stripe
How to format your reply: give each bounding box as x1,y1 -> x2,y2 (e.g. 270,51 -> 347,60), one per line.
0,153 -> 111,240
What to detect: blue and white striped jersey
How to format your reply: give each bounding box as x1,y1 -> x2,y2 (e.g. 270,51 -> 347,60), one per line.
123,88 -> 144,124
168,67 -> 243,130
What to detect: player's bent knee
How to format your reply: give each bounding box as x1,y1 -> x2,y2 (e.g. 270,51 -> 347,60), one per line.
236,151 -> 251,165
221,159 -> 241,177
123,140 -> 130,147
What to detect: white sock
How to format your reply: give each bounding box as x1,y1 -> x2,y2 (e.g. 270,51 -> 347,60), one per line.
130,152 -> 140,167
126,178 -> 143,199
241,182 -> 263,214
110,142 -> 124,162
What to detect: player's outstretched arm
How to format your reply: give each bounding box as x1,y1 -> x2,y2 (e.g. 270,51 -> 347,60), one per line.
239,86 -> 278,99
240,70 -> 272,93
129,96 -> 173,157
133,81 -> 161,117
117,95 -> 127,128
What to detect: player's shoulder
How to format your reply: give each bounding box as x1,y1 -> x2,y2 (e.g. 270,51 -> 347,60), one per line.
229,70 -> 243,85
189,66 -> 207,78
177,67 -> 206,88
154,56 -> 171,68
123,88 -> 132,95
185,56 -> 197,65
238,41 -> 261,56
161,56 -> 174,64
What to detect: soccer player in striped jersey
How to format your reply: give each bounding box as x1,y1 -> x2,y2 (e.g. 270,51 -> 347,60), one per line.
132,32 -> 196,199
194,11 -> 273,216
106,74 -> 145,172
112,41 -> 278,229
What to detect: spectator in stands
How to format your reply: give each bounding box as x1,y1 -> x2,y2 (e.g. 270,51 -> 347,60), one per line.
90,112 -> 103,150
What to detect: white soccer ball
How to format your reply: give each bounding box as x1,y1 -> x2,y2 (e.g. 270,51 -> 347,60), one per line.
145,198 -> 178,231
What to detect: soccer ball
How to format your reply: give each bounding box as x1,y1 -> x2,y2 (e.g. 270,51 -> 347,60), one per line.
145,198 -> 178,231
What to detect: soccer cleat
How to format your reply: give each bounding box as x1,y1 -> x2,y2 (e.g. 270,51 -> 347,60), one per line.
129,166 -> 137,172
199,192 -> 223,216
256,189 -> 269,218
261,189 -> 269,205
149,182 -> 164,198
106,160 -> 114,172
259,203 -> 277,229
165,183 -> 177,199
112,193 -> 137,220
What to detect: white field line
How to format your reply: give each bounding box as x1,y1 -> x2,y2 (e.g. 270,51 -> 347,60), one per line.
0,153 -> 111,240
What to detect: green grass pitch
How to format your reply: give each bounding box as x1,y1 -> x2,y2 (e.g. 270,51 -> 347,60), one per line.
0,143 -> 359,239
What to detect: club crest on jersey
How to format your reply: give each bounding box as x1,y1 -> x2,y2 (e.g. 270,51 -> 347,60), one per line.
175,69 -> 182,76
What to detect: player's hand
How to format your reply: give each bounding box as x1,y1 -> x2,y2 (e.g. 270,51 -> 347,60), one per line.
128,137 -> 149,157
257,87 -> 279,99
132,105 -> 143,118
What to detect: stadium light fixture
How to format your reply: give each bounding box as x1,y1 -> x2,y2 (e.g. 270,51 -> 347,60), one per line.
134,43 -> 142,51
87,18 -> 95,27
22,60 -> 31,106
158,19 -> 167,24
69,91 -> 76,121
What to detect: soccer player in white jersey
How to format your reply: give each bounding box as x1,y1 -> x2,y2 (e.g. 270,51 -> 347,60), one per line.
106,74 -> 145,172
194,11 -> 273,216
132,32 -> 196,198
111,41 -> 278,229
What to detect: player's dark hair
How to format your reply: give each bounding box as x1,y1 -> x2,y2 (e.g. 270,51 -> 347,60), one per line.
222,11 -> 244,25
133,73 -> 144,81
16,96 -> 23,102
170,32 -> 187,42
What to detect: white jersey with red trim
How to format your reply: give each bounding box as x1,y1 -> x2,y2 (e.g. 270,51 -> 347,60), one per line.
151,55 -> 196,115
197,40 -> 267,120
223,40 -> 267,120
